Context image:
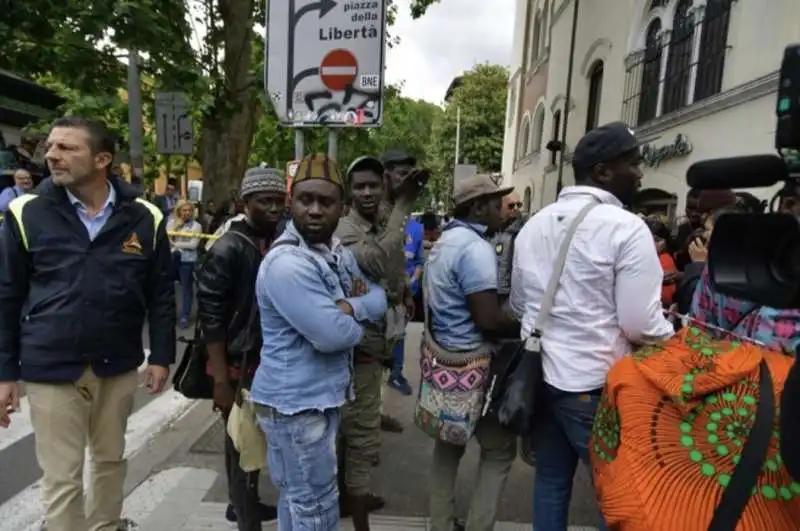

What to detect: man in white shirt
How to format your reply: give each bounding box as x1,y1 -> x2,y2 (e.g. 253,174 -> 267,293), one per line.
510,122 -> 673,531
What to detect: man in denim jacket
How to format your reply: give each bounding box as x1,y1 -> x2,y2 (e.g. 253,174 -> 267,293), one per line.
250,154 -> 387,531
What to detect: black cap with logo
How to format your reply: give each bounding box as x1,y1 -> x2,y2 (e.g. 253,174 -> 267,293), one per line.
571,121 -> 641,170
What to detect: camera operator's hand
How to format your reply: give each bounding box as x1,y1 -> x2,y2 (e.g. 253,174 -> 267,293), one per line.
395,169 -> 430,203
688,237 -> 708,263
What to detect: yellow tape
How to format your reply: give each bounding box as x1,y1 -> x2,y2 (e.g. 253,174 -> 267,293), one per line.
167,231 -> 220,240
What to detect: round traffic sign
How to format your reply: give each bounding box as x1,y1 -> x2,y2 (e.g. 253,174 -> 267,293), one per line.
320,49 -> 358,92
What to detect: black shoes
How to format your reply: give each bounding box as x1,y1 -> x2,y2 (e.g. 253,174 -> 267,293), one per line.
224,502 -> 278,522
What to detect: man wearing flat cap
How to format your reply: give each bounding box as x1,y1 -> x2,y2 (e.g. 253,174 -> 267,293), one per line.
334,154 -> 420,529
425,174 -> 520,531
197,166 -> 287,530
510,122 -> 672,530
251,154 -> 387,531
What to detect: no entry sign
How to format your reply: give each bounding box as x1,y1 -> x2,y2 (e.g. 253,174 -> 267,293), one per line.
320,49 -> 358,92
266,0 -> 387,127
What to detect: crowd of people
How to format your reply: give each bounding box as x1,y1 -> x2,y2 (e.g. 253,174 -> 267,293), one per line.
0,115 -> 799,531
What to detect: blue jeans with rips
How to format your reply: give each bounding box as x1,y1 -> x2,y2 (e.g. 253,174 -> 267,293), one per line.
532,384 -> 607,531
256,407 -> 340,531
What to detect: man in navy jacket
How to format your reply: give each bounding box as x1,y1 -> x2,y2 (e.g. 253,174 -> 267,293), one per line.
0,116 -> 175,531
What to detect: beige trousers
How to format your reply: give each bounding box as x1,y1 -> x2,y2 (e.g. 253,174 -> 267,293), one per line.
27,367 -> 139,531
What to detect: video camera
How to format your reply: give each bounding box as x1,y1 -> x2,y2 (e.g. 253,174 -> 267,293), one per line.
685,44 -> 800,309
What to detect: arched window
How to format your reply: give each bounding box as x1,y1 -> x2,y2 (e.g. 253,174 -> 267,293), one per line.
532,105 -> 545,153
517,115 -> 531,159
586,61 -> 604,132
662,0 -> 694,114
694,0 -> 733,101
638,19 -> 662,124
550,109 -> 561,165
626,0 -> 733,125
530,12 -> 542,65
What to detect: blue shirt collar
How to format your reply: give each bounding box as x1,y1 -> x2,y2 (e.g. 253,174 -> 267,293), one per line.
446,218 -> 488,234
283,220 -> 342,253
65,181 -> 116,212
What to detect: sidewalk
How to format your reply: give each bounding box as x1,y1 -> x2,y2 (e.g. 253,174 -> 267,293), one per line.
123,467 -> 598,531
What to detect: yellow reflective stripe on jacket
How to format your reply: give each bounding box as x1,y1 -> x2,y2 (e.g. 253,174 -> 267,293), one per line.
7,194 -> 38,250
8,196 -> 163,251
134,198 -> 164,249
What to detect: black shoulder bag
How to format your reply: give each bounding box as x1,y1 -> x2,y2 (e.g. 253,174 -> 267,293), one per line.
483,201 -> 597,435
707,359 -> 774,531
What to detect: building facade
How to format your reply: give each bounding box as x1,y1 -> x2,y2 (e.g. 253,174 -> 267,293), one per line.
501,0 -> 554,212
502,0 -> 798,215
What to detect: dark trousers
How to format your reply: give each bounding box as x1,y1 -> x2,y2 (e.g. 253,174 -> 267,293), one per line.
222,412 -> 262,531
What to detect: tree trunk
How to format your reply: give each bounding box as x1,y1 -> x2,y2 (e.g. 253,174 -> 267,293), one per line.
199,0 -> 257,206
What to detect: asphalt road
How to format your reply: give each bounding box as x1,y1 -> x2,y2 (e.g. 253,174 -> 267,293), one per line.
171,323 -> 603,526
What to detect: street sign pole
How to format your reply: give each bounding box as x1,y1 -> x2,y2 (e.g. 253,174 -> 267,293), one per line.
294,129 -> 304,160
327,129 -> 338,161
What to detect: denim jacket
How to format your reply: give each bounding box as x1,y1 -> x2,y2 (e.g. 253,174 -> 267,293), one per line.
250,221 -> 387,414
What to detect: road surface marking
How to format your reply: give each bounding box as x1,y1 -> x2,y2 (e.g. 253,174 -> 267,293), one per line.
0,388 -> 196,531
0,357 -> 151,454
121,467 -> 196,525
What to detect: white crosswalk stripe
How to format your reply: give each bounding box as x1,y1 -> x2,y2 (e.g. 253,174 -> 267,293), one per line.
0,385 -> 196,531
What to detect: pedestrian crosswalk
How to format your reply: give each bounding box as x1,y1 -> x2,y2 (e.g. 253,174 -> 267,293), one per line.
120,467 -> 598,530
0,376 -> 196,531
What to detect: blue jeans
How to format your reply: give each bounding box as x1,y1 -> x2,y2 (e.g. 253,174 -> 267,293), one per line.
391,338 -> 405,375
256,407 -> 340,531
532,384 -> 607,531
178,261 -> 195,321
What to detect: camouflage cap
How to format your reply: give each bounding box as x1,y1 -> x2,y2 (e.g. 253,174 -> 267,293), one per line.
293,153 -> 344,189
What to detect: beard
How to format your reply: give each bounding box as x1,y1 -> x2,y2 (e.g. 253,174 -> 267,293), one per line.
49,169 -> 80,186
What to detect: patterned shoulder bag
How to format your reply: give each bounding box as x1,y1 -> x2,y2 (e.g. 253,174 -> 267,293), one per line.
413,231 -> 493,446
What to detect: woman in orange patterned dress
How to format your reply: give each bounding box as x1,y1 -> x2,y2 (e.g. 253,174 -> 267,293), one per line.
590,326 -> 800,530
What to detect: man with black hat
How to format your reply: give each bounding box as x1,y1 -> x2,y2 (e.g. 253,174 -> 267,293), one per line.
335,155 -> 417,529
510,122 -> 672,530
251,154 -> 387,531
376,148 -> 424,433
196,166 -> 286,530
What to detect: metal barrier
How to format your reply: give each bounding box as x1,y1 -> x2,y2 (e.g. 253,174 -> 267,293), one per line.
167,231 -> 219,240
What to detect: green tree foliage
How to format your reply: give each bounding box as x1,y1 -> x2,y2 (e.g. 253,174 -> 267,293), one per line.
427,63 -> 509,207
1,0 -> 199,184
410,0 -> 441,18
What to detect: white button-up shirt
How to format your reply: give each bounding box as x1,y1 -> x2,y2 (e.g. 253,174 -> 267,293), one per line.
510,186 -> 673,392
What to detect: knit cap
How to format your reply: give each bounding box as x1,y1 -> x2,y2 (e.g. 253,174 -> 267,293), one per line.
293,154 -> 344,189
240,166 -> 286,199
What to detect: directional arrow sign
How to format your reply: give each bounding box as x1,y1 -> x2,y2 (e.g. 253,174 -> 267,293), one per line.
155,92 -> 194,155
265,0 -> 387,128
